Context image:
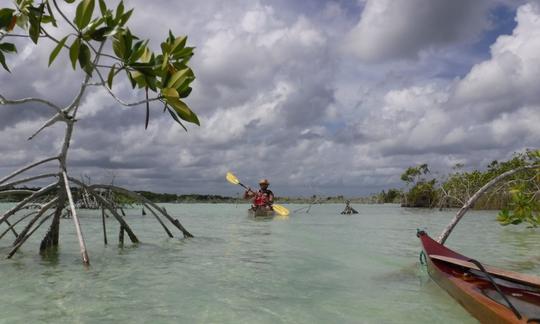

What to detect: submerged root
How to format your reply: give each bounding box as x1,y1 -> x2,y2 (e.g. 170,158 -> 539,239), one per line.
0,211 -> 37,240
0,183 -> 57,226
7,212 -> 54,259
67,177 -> 139,243
87,184 -> 193,238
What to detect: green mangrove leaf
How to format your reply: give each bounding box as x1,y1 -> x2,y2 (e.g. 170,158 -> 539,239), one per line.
166,106 -> 188,132
78,43 -> 92,74
0,51 -> 10,72
88,26 -> 109,41
119,9 -> 133,26
0,8 -> 15,29
166,68 -> 189,89
129,70 -> 146,88
98,0 -> 107,15
15,13 -> 28,29
170,36 -> 187,54
40,15 -> 55,24
69,38 -> 81,69
144,87 -> 149,129
161,87 -> 179,99
167,98 -> 199,126
0,42 -> 16,53
179,86 -> 192,98
28,4 -> 45,44
115,1 -> 125,20
112,32 -> 126,59
104,26 -> 122,38
139,46 -> 152,63
75,0 -> 95,29
128,40 -> 147,63
107,65 -> 115,89
45,2 -> 57,27
48,35 -> 68,66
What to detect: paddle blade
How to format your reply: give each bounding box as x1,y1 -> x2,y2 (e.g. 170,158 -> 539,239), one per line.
226,172 -> 240,185
273,204 -> 289,216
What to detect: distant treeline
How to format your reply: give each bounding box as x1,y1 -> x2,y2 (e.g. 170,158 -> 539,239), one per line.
134,191 -> 237,203
0,188 -> 371,205
6,150 -> 535,209
0,186 -> 41,202
0,188 -> 239,204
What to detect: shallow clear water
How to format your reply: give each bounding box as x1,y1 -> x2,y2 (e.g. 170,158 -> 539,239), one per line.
0,203 -> 539,323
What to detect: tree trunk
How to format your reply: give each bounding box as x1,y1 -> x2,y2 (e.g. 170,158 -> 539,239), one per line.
40,191 -> 65,252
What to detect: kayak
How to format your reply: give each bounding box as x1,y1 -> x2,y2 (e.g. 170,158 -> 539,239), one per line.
418,230 -> 540,323
248,208 -> 275,218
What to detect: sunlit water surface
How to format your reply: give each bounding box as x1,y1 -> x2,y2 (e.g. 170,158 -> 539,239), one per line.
1,203 -> 539,323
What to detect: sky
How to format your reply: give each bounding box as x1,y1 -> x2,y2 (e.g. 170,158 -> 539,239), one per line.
0,0 -> 539,197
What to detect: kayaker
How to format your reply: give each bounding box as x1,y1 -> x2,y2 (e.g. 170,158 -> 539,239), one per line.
244,179 -> 274,211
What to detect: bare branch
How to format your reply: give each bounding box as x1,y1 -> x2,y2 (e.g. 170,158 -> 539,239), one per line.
0,190 -> 36,196
85,41 -> 123,63
28,112 -> 69,140
438,186 -> 464,206
0,94 -> 62,114
6,212 -> 54,259
0,173 -> 58,191
52,0 -> 79,32
22,203 -> 46,210
39,27 -> 74,50
3,220 -> 18,238
1,34 -> 44,38
67,41 -> 106,116
87,81 -> 106,86
93,66 -> 163,107
101,208 -> 108,245
13,197 -> 58,246
68,178 -> 139,243
142,202 -> 174,238
0,211 -> 38,240
0,182 -> 57,226
93,193 -> 140,243
93,52 -> 123,63
0,157 -> 59,185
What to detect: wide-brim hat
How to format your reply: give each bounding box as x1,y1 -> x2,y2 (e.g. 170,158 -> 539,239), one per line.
259,179 -> 269,185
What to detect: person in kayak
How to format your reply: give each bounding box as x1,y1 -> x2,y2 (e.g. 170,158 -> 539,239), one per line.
244,179 -> 274,211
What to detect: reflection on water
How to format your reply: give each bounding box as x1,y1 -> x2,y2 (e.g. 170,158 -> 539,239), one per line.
0,203 -> 538,323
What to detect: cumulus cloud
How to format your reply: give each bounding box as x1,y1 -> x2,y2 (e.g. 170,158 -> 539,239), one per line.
355,2 -> 540,161
454,3 -> 540,116
344,0 -> 493,62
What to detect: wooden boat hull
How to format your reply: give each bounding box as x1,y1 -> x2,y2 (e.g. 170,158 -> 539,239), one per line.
248,208 -> 275,218
418,231 -> 540,323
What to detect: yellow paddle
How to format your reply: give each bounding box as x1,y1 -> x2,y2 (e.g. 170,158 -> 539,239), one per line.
226,172 -> 290,216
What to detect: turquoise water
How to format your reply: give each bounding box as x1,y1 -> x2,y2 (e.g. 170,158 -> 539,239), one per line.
1,203 -> 539,323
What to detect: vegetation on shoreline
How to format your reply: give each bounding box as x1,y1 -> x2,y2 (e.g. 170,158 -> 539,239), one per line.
398,149 -> 540,227
0,189 -> 378,204
398,150 -> 539,210
2,151 -> 537,218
